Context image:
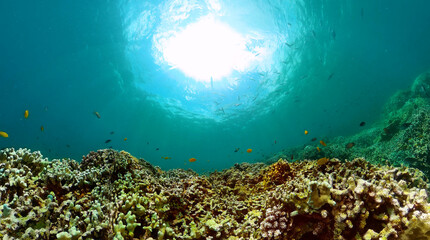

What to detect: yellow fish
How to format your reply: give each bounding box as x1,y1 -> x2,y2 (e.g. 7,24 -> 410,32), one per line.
304,130 -> 308,135
40,126 -> 44,132
0,131 -> 8,138
319,140 -> 327,146
317,147 -> 321,152
94,111 -> 101,119
24,110 -> 29,119
124,138 -> 127,141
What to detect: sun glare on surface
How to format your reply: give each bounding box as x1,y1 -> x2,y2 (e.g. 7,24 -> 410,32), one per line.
162,16 -> 255,82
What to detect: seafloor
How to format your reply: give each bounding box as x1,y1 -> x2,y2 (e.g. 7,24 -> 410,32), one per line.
2,72 -> 430,240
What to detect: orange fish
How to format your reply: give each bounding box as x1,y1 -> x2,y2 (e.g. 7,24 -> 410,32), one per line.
317,157 -> 329,166
0,131 -> 8,138
94,111 -> 101,119
124,138 -> 127,141
40,126 -> 44,132
317,147 -> 321,152
162,157 -> 171,160
319,140 -> 327,146
24,110 -> 29,119
304,130 -> 308,135
247,148 -> 252,153
189,158 -> 197,162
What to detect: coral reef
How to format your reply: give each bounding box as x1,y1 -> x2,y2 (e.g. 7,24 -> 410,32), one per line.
270,71 -> 430,177
1,147 -> 430,239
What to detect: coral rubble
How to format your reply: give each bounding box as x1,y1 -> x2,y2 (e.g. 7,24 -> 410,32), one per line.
1,148 -> 430,239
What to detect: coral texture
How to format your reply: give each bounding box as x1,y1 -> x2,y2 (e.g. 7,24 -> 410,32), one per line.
1,148 -> 429,239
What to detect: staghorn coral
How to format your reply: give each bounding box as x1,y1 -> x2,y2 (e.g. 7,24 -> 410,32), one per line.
0,148 -> 430,239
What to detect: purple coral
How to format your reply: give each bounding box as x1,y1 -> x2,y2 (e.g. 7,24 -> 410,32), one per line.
260,205 -> 288,239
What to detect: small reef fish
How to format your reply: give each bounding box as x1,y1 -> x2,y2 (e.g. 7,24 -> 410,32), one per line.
155,148 -> 159,151
234,148 -> 240,152
66,144 -> 70,148
346,142 -> 355,149
317,147 -> 321,152
383,128 -> 389,134
291,155 -> 294,160
161,157 -> 171,160
319,140 -> 327,146
304,130 -> 308,135
359,121 -> 366,127
0,131 -> 9,138
317,157 -> 329,166
110,131 -> 114,135
105,139 -> 111,143
40,126 -> 44,132
124,138 -> 127,141
247,149 -> 252,153
311,137 -> 317,142
274,140 -> 277,144
24,110 -> 29,119
189,158 -> 197,162
94,111 -> 101,119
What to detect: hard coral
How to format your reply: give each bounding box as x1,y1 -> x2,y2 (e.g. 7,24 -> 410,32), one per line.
1,148 -> 430,240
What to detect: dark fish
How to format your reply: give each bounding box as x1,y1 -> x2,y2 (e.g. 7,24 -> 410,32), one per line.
66,144 -> 70,148
234,148 -> 240,152
383,128 -> 389,134
156,148 -> 159,151
291,154 -> 294,160
345,142 -> 355,149
359,121 -> 366,127
105,139 -> 111,143
110,131 -> 114,135
328,73 -> 335,80
147,142 -> 149,144
311,137 -> 317,142
274,140 -> 277,144
331,30 -> 336,40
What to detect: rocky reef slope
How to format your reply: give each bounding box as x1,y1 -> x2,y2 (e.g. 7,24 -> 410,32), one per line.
1,148 -> 430,239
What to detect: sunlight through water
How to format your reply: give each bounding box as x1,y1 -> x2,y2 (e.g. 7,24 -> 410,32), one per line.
122,0 -> 298,122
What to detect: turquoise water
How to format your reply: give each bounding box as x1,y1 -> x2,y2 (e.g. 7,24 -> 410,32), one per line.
1,0 -> 430,173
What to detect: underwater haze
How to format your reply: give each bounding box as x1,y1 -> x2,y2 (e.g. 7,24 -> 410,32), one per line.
1,0 -> 430,173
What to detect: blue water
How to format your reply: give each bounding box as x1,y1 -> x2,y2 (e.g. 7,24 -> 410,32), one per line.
1,0 -> 430,173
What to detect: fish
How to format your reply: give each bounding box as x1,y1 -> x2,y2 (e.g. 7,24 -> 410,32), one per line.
161,157 -> 171,160
304,130 -> 309,135
345,142 -> 355,149
94,111 -> 101,119
156,148 -> 159,151
110,131 -> 115,135
234,148 -> 240,152
328,73 -> 335,80
317,147 -> 321,152
317,157 -> 329,166
401,123 -> 411,129
246,149 -> 252,153
66,144 -> 70,148
311,137 -> 317,142
40,126 -> 44,132
320,140 -> 327,146
189,157 -> 197,162
291,155 -> 294,160
124,138 -> 127,141
359,121 -> 366,127
274,140 -> 277,144
0,131 -> 8,138
383,128 -> 389,134
331,30 -> 336,40
156,168 -> 163,174
105,139 -> 111,143
24,110 -> 29,119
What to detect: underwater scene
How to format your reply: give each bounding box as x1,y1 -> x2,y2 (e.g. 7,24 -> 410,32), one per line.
1,0 -> 430,239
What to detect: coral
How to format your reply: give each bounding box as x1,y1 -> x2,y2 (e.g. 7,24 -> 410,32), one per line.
0,147 -> 429,239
